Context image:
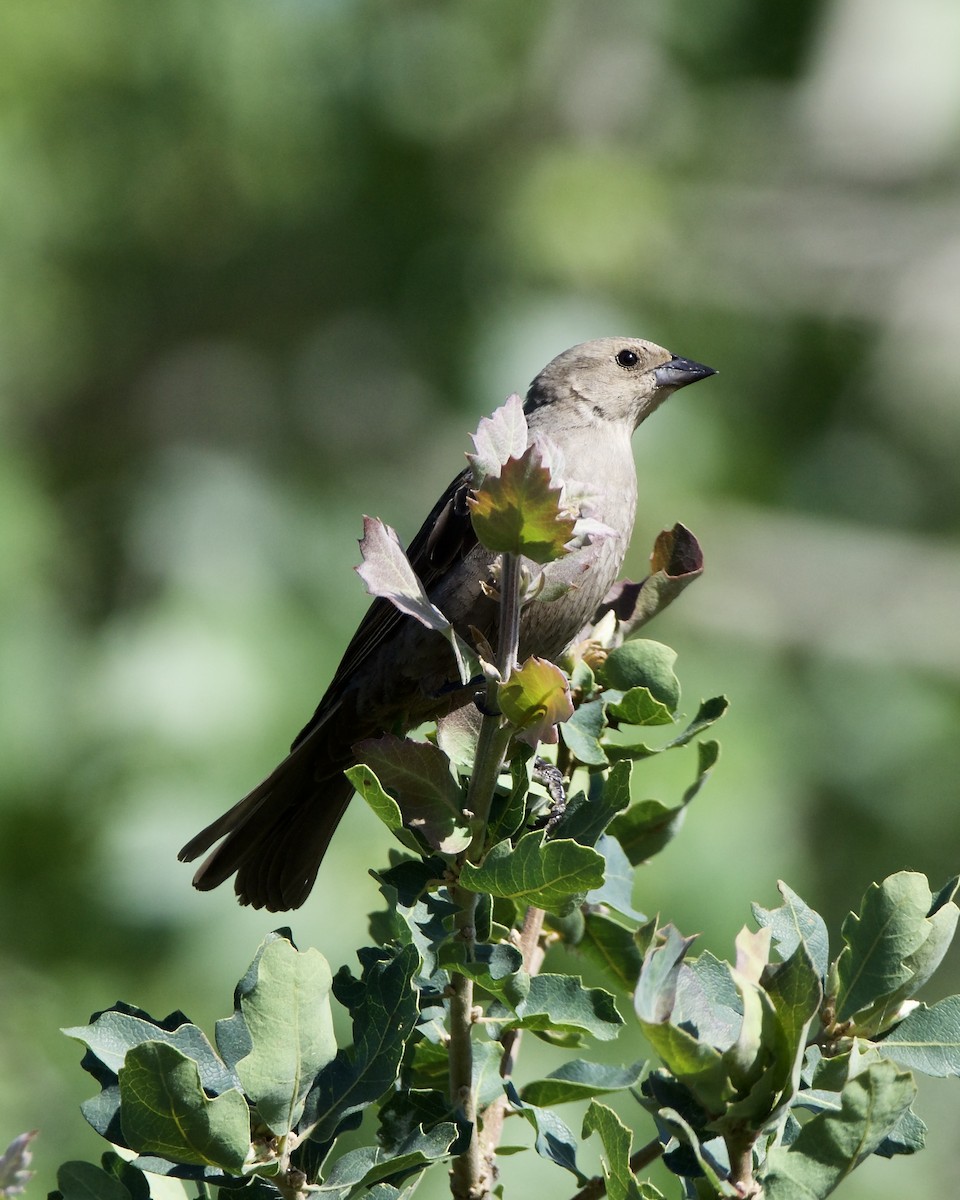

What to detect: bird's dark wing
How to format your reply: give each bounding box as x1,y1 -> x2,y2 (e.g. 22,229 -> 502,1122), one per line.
290,467 -> 476,750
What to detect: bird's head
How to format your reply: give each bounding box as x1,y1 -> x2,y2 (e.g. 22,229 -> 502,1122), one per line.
525,336 -> 716,429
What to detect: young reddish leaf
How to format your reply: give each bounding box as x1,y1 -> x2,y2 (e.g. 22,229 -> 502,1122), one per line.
467,393 -> 528,483
356,516 -> 469,682
468,445 -> 576,563
356,517 -> 446,629
499,657 -> 574,746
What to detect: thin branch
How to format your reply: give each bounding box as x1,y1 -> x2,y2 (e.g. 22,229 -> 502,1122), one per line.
449,552 -> 523,1200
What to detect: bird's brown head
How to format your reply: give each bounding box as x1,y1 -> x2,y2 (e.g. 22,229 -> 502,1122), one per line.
524,336 -> 716,429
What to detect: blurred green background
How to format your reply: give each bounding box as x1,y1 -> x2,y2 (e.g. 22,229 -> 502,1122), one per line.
3,1 -> 960,1195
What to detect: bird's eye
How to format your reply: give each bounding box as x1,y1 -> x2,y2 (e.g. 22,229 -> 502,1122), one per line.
616,349 -> 639,368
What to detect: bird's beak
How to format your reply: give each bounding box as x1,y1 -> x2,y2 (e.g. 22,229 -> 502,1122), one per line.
654,356 -> 717,390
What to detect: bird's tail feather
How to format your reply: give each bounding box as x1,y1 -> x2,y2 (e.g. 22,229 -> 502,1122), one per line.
179,747 -> 353,911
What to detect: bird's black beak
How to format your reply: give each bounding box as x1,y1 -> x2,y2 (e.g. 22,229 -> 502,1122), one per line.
654,356 -> 717,390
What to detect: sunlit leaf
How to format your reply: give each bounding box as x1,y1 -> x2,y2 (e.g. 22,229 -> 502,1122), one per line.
468,444 -> 575,562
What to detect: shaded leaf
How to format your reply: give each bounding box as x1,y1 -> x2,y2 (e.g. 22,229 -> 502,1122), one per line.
300,945 -> 419,1145
610,741 -> 718,865
550,760 -> 632,848
585,835 -> 644,922
55,1163 -> 131,1200
591,524 -> 704,636
353,737 -> 471,856
522,1061 -> 644,1107
63,1012 -> 239,1097
578,911 -> 644,992
505,1084 -> 587,1183
762,1062 -> 917,1199
319,1123 -> 457,1197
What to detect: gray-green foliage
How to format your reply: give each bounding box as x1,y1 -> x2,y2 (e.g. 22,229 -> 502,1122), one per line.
45,400 -> 960,1200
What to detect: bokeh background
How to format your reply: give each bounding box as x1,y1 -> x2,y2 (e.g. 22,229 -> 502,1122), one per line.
3,1 -> 960,1195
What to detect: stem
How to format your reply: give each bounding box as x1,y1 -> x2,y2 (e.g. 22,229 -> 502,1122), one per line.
463,552 -> 522,855
449,552 -> 523,1200
448,949 -> 483,1200
725,1129 -> 759,1197
478,905 -> 547,1181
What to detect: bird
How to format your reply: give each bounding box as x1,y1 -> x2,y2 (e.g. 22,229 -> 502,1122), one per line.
179,337 -> 716,910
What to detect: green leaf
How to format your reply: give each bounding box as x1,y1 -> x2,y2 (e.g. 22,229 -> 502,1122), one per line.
609,741 -> 718,865
606,686 -> 674,727
635,929 -> 735,1114
352,736 -> 471,856
609,799 -> 685,866
506,974 -> 623,1042
434,705 -> 482,776
522,1061 -> 644,1107
499,657 -> 573,745
485,755 -> 533,846
585,835 -> 644,922
64,1010 -> 240,1096
55,1163 -> 131,1200
663,695 -> 728,749
346,764 -> 424,855
655,1109 -> 738,1198
875,996 -> 960,1076
97,1153 -> 149,1200
300,944 -> 419,1144
559,698 -> 608,767
875,1105 -> 927,1157
581,1101 -> 644,1200
468,443 -> 576,562
579,911 -> 643,992
753,881 -> 830,981
599,640 -> 681,712
550,760 -> 632,847
233,938 -> 336,1134
505,1084 -> 587,1183
320,1123 -> 457,1196
763,944 -> 823,1107
836,871 -> 959,1033
117,1042 -> 250,1172
458,832 -> 604,917
762,1062 -> 917,1199
443,943 -> 525,1007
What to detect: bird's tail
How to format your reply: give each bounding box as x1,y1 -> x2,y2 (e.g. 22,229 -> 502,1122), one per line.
178,746 -> 354,912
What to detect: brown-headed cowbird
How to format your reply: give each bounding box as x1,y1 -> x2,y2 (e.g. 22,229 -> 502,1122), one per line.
179,337 -> 715,910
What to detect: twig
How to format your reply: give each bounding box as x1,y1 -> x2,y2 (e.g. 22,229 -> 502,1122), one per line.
478,905 -> 548,1182
449,553 -> 523,1200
